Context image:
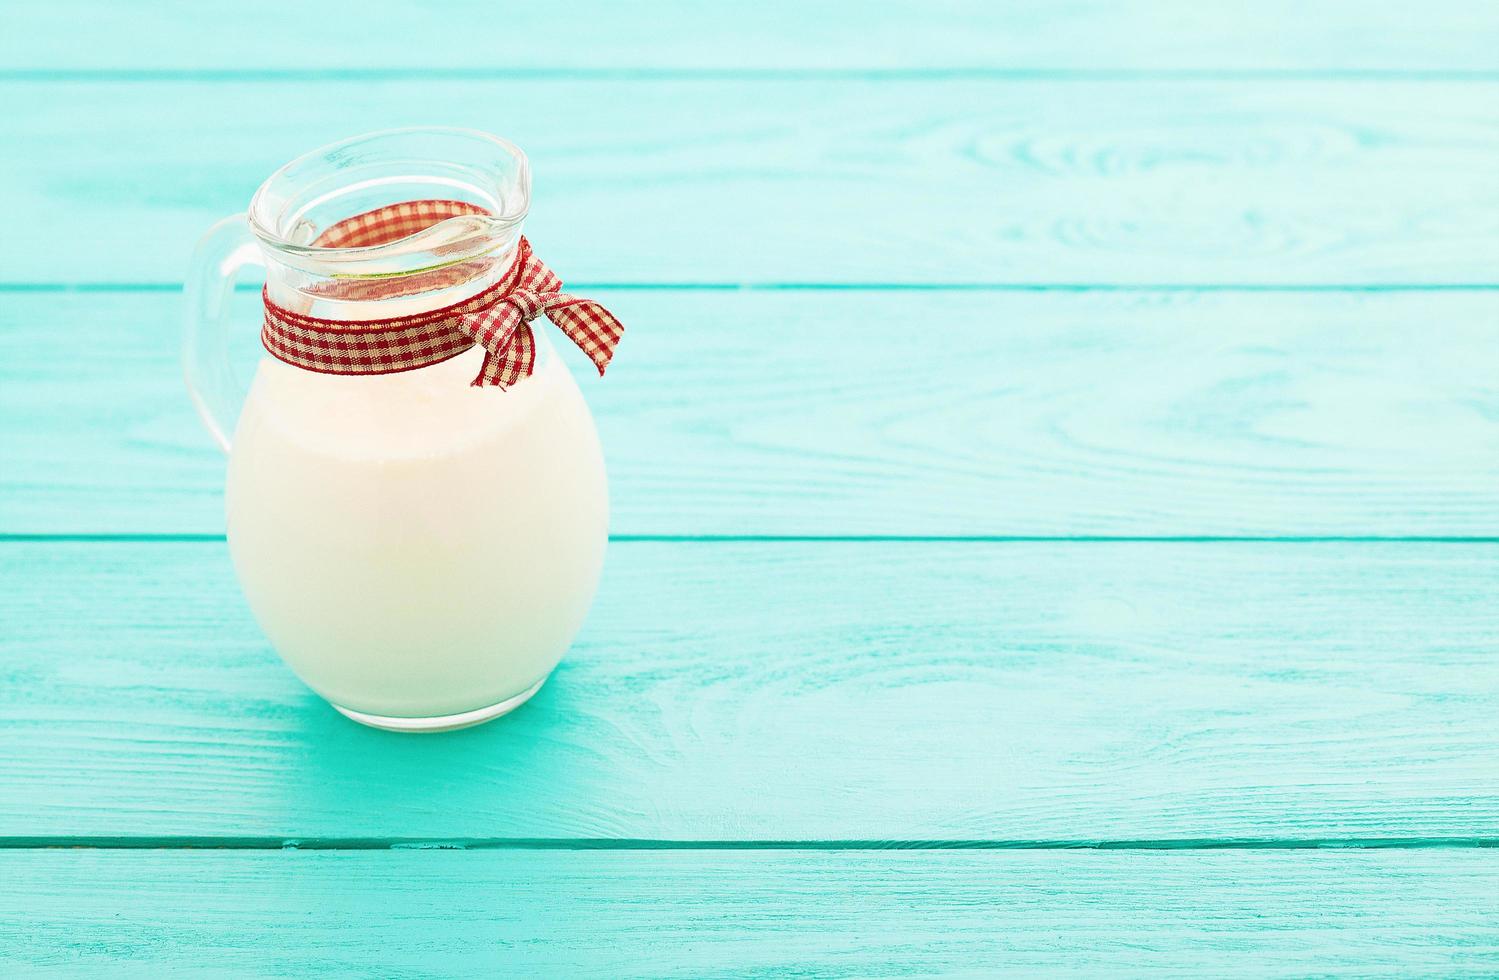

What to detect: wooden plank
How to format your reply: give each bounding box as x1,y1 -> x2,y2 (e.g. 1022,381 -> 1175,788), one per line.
3,80 -> 1496,285
2,540 -> 1496,840
4,290 -> 1497,537
2,849 -> 1496,974
3,1 -> 1497,73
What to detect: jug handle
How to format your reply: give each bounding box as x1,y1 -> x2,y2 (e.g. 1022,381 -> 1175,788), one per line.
183,214 -> 263,454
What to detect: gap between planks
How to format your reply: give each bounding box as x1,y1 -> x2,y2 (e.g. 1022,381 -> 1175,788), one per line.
4,534 -> 1498,544
6,69 -> 1499,83
2,837 -> 1497,852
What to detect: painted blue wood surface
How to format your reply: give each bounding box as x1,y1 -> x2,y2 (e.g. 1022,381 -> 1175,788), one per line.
4,540 -> 1497,841
4,2 -> 1497,72
3,850 -> 1498,975
2,80 -> 1497,285
4,290 -> 1497,536
2,0 -> 1496,972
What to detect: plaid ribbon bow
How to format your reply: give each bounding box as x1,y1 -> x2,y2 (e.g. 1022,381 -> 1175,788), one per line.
261,200 -> 624,388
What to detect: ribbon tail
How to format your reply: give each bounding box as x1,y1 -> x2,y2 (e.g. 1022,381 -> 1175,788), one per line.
455,304 -> 533,388
545,298 -> 625,376
482,323 -> 535,388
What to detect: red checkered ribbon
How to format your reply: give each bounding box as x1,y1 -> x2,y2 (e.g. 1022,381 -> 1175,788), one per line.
261,200 -> 624,388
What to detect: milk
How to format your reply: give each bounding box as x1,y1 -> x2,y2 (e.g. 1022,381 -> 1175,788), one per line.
225,338 -> 608,726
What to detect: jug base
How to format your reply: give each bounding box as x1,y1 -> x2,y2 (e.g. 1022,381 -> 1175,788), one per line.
330,675 -> 548,733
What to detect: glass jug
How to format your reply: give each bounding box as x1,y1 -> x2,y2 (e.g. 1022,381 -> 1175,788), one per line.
184,128 -> 609,732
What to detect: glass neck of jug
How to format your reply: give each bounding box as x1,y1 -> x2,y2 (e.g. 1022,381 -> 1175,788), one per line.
248,128 -> 531,320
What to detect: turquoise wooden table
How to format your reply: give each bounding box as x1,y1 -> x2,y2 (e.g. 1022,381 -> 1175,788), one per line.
3,2 -> 1499,974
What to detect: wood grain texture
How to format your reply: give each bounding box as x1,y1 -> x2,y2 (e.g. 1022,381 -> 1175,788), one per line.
4,80 -> 1497,285
4,2 -> 1496,970
4,290 -> 1497,537
3,540 -> 1496,841
4,1 -> 1497,73
2,849 -> 1497,975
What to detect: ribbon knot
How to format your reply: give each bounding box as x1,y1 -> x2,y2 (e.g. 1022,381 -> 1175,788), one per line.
260,200 -> 624,389
492,290 -> 553,324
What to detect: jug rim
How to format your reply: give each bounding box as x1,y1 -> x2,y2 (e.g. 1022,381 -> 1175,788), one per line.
247,127 -> 531,277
